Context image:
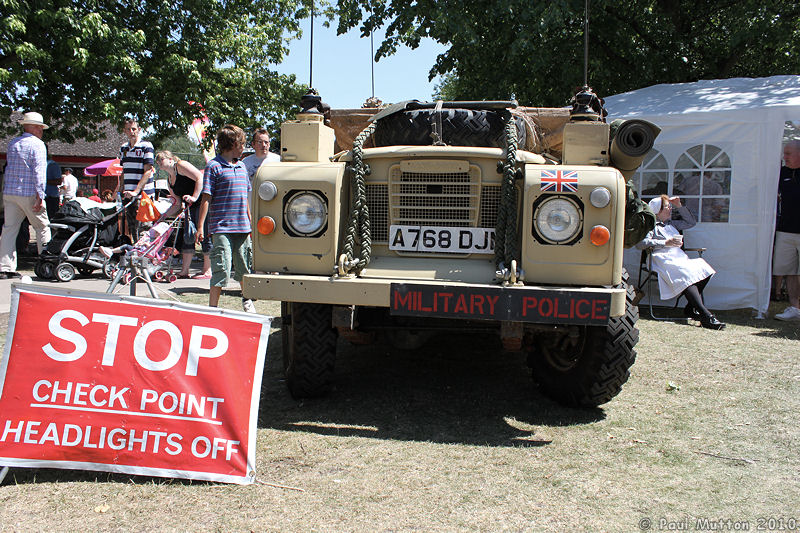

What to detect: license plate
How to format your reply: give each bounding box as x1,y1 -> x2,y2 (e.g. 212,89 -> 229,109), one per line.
389,225 -> 494,254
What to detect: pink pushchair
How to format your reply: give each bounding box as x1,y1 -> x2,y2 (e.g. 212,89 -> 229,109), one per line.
105,212 -> 184,297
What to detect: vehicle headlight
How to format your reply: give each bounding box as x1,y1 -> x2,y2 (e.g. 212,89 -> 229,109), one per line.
284,191 -> 327,236
534,196 -> 582,244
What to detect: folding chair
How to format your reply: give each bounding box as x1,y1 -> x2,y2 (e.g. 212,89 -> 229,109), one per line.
636,240 -> 706,322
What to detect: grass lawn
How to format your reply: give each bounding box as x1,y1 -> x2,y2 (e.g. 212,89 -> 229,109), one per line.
0,294 -> 798,531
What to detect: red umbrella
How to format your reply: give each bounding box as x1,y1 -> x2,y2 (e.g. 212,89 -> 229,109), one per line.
84,158 -> 123,176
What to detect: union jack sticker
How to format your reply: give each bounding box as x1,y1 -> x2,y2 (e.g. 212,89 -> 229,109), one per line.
540,170 -> 579,192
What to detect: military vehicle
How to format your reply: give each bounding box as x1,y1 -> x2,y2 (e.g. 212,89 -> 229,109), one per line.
242,88 -> 658,407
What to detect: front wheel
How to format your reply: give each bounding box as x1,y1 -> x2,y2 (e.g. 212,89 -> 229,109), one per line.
55,262 -> 76,282
528,271 -> 639,407
281,301 -> 337,399
102,257 -> 118,279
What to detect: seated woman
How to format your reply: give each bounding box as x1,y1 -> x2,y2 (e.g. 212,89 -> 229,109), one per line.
637,194 -> 725,330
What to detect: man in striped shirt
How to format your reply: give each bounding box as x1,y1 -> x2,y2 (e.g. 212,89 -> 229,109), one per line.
0,111 -> 52,278
196,124 -> 256,312
114,118 -> 155,239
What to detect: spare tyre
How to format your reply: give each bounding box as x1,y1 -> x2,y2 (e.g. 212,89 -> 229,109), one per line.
373,109 -> 526,148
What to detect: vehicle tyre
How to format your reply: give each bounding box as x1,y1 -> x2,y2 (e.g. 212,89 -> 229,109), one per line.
55,262 -> 76,282
373,108 -> 526,148
281,301 -> 337,399
529,269 -> 638,407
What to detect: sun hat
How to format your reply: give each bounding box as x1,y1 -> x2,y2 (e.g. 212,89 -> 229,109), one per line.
18,111 -> 49,129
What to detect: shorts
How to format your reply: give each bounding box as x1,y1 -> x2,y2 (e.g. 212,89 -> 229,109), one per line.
773,231 -> 800,276
209,233 -> 252,287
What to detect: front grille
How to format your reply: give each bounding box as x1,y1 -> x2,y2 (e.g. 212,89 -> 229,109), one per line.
390,168 -> 479,228
365,164 -> 499,246
366,184 -> 389,242
479,185 -> 500,229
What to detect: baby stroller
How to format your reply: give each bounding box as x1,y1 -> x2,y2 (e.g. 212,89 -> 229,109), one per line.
36,198 -> 132,282
105,211 -> 185,297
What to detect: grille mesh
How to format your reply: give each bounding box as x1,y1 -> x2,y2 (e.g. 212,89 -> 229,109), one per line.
365,165 -> 499,245
480,185 -> 500,229
390,169 -> 478,228
365,184 -> 389,242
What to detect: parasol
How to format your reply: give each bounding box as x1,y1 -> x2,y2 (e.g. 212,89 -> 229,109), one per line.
84,158 -> 123,177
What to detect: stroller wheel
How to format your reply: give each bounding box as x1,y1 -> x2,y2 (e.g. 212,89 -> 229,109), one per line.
34,261 -> 44,279
102,257 -> 118,279
123,272 -> 133,285
154,270 -> 165,281
77,266 -> 94,277
55,262 -> 76,282
40,261 -> 55,280
167,274 -> 178,283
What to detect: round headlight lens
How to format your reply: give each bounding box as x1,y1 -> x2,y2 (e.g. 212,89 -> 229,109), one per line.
535,197 -> 581,243
284,192 -> 327,236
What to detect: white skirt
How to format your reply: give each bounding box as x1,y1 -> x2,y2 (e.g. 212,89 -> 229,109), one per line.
651,246 -> 715,300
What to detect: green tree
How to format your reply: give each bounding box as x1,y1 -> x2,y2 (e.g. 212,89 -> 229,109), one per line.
337,0 -> 800,106
0,0 -> 312,144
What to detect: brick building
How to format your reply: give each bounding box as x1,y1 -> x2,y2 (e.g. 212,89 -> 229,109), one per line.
1,113 -> 124,196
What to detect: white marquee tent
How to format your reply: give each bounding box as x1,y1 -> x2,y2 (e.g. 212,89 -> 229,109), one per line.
604,75 -> 800,315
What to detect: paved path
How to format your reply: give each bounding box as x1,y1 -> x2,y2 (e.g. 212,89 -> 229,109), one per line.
0,256 -> 233,314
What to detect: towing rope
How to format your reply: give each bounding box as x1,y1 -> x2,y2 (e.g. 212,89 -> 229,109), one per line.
338,121 -> 377,275
494,110 -> 519,267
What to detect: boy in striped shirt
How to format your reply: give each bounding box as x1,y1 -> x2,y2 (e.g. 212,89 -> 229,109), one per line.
196,125 -> 256,312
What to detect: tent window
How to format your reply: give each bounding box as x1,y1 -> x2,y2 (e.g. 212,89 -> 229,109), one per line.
634,149 -> 669,203
673,144 -> 731,223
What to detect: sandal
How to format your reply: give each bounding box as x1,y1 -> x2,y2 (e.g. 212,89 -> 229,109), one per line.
192,273 -> 212,279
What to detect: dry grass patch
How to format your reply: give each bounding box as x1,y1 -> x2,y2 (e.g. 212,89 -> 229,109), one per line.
1,298 -> 799,531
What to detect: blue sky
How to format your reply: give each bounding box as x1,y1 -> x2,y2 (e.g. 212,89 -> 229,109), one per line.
275,18 -> 449,109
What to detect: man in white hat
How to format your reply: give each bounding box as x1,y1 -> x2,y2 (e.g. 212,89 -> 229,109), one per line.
0,111 -> 52,278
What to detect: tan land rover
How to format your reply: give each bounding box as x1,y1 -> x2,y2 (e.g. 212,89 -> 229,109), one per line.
243,89 -> 659,407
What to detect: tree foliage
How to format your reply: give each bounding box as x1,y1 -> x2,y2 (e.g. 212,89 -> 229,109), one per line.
0,0 -> 313,144
336,0 -> 800,107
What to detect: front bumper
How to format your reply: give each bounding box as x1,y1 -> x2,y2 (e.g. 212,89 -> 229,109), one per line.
242,274 -> 625,325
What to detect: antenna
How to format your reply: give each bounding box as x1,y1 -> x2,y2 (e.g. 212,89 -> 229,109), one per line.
370,31 -> 375,98
583,0 -> 589,88
309,3 -> 314,88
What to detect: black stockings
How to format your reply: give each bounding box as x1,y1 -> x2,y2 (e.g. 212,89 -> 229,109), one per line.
682,276 -> 712,318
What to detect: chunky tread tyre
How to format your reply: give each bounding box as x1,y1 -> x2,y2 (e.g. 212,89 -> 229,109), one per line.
529,270 -> 638,407
373,109 -> 526,148
282,301 -> 338,399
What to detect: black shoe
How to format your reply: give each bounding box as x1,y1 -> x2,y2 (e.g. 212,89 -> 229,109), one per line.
700,315 -> 726,330
0,271 -> 17,279
683,304 -> 701,320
